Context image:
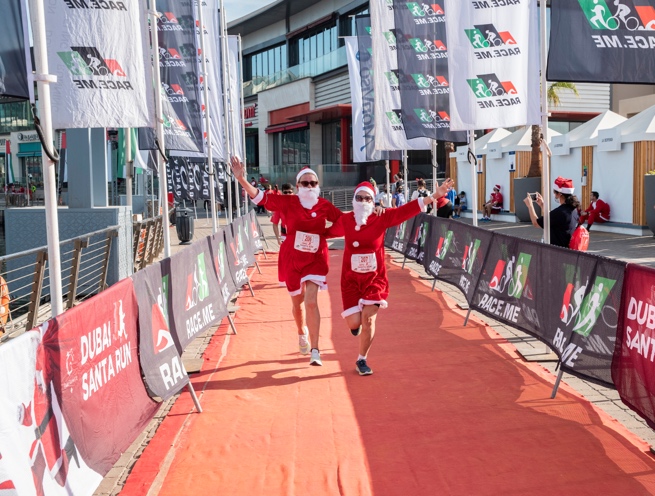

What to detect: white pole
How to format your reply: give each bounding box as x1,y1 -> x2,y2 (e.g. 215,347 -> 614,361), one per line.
402,150 -> 408,202
238,34 -> 246,216
540,0 -> 551,244
125,129 -> 133,208
469,130 -> 478,227
197,0 -> 218,234
219,0 -> 232,223
431,140 -> 437,216
149,0 -> 172,257
385,159 -> 391,208
30,0 -> 64,316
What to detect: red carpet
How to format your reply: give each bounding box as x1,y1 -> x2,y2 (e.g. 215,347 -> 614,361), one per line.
121,251 -> 655,495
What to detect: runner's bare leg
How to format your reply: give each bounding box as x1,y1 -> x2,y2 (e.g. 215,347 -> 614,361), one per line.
304,282 -> 321,349
359,304 -> 380,357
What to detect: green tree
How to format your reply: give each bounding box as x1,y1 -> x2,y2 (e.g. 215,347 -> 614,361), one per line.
527,82 -> 579,177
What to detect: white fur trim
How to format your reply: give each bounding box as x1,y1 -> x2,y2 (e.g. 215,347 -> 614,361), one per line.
296,168 -> 319,183
341,306 -> 361,318
359,298 -> 388,310
555,186 -> 574,194
300,275 -> 328,291
355,185 -> 375,199
251,189 -> 265,205
417,198 -> 428,212
279,281 -> 287,287
288,287 -> 303,296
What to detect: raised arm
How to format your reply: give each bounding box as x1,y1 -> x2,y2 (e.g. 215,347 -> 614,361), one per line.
229,157 -> 259,199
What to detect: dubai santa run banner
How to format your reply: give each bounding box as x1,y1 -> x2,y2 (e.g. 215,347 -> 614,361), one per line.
549,0 -> 655,83
422,217 -> 493,303
612,264 -> 655,428
370,0 -> 432,151
392,1 -> 466,141
384,216 -> 418,254
0,0 -> 32,100
132,263 -> 189,401
47,0 -> 154,129
209,229 -> 239,308
167,156 -> 225,202
444,0 -> 540,131
169,238 -> 228,352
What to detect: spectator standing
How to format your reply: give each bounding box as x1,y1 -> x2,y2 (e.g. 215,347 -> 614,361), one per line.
411,179 -> 434,213
579,191 -> 610,231
392,184 -> 406,207
375,184 -> 391,208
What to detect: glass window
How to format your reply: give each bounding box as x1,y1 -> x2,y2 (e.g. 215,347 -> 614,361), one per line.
322,121 -> 341,165
0,100 -> 34,134
274,129 -> 309,166
244,44 -> 288,81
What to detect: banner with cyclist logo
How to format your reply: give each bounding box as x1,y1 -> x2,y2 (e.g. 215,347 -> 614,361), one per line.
0,0 -> 32,100
209,229 -> 239,308
403,213 -> 431,263
548,0 -> 655,83
612,264 -> 655,428
392,1 -> 466,141
444,0 -> 540,130
248,210 -> 265,254
47,0 -> 154,128
169,238 -> 226,351
225,222 -> 251,288
370,0 -> 432,151
384,216 -> 418,254
132,262 -> 189,401
422,217 -> 493,303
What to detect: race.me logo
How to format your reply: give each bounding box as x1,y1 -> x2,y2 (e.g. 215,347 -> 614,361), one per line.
406,2 -> 445,24
414,108 -> 451,129
579,0 -> 655,31
58,47 -> 133,91
467,74 -> 521,109
409,38 -> 448,60
386,110 -> 404,130
412,74 -> 449,95
466,24 -> 520,59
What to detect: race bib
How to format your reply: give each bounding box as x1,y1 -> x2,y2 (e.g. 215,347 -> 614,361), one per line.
294,231 -> 320,253
351,253 -> 377,273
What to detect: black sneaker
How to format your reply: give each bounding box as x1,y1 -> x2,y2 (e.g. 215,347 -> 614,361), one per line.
351,326 -> 362,336
355,359 -> 373,376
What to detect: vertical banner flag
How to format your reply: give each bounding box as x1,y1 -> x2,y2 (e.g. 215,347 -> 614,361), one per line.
548,0 -> 655,83
613,264 -> 655,428
47,0 -> 154,128
132,263 -> 189,401
228,36 -> 245,161
370,0 -> 432,151
141,0 -> 204,152
0,0 -> 32,100
444,0 -> 540,130
346,36 -> 370,163
392,1 -> 466,142
198,0 -> 226,160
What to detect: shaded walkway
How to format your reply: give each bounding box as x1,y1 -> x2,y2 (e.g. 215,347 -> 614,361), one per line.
121,251 -> 655,495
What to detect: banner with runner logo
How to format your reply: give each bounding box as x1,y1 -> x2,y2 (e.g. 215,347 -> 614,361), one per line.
422,217 -> 493,303
0,0 -> 32,101
47,0 -> 154,129
247,210 -> 265,254
167,156 -> 224,202
444,0 -> 540,130
208,229 -> 239,308
169,238 -> 227,351
132,262 -> 189,401
548,0 -> 655,83
225,221 -> 250,288
403,213 -> 431,263
40,278 -> 159,477
370,0 -> 433,151
384,216 -> 418,254
392,1 -> 466,141
612,264 -> 655,427
233,215 -> 256,268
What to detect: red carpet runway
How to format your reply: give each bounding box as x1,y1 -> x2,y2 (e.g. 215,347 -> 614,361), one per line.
121,251 -> 655,495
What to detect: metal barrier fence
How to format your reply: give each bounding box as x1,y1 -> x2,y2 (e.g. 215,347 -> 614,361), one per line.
133,216 -> 165,272
0,226 -> 119,339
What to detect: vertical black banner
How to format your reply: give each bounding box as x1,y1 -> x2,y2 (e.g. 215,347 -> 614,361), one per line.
404,213 -> 431,263
167,156 -> 224,201
0,0 -> 30,100
132,262 -> 189,400
384,216 -> 418,254
392,2 -> 465,141
208,229 -> 239,309
224,222 -> 250,288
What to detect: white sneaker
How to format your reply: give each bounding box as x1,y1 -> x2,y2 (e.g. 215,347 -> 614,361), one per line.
309,348 -> 322,366
299,331 -> 310,355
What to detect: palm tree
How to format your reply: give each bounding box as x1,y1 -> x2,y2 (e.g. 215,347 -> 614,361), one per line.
526,82 -> 579,177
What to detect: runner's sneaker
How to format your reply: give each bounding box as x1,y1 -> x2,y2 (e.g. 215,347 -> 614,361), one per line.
355,359 -> 373,376
299,331 -> 310,355
351,325 -> 362,337
309,348 -> 322,366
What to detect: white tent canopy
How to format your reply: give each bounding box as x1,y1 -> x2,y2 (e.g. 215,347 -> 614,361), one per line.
552,110 -> 626,155
499,126 -> 561,154
598,104 -> 655,151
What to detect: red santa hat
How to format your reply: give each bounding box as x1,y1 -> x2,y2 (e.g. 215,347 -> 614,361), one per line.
354,181 -> 376,199
553,176 -> 574,194
494,184 -> 501,191
296,166 -> 319,184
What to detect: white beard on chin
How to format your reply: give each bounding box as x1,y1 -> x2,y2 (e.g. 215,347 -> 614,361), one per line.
352,199 -> 374,226
298,186 -> 320,209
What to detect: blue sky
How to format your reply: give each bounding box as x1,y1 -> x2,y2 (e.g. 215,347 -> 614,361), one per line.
225,0 -> 277,22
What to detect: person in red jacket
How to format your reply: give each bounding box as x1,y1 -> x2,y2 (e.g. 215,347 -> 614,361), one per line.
327,178 -> 453,375
579,191 -> 610,231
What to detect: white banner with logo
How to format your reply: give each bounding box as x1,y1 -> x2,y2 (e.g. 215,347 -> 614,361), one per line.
370,0 -> 431,152
346,37 -> 368,163
228,36 -> 244,161
47,0 -> 154,129
444,0 -> 540,131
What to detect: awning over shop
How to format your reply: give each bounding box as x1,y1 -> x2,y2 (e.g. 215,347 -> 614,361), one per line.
17,152 -> 40,158
286,104 -> 351,123
264,121 -> 309,134
17,142 -> 42,158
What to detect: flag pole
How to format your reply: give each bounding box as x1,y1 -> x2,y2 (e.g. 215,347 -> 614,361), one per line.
238,34 -> 247,215
540,0 -> 551,244
468,130 -> 478,227
31,0 -> 64,316
385,159 -> 391,208
431,140 -> 438,216
219,0 -> 233,223
125,129 -> 133,209
197,0 -> 218,233
149,0 -> 172,257
402,150 -> 408,203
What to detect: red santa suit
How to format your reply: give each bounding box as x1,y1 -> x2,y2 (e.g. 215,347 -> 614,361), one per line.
252,172 -> 341,295
581,198 -> 610,227
328,183 -> 428,317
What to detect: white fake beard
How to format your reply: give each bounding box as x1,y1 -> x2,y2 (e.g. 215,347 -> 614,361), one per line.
352,198 -> 375,226
298,186 -> 320,209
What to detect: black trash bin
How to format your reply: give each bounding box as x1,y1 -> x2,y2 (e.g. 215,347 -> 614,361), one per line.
175,208 -> 194,244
